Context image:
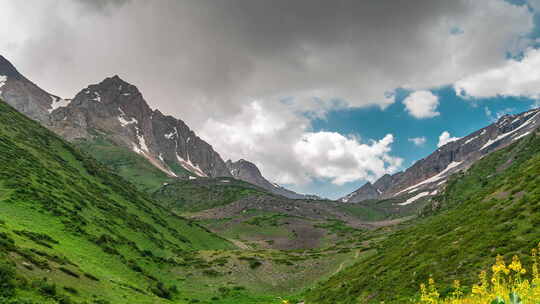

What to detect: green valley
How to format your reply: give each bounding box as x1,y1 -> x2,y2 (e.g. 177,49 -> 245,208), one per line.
304,130 -> 540,303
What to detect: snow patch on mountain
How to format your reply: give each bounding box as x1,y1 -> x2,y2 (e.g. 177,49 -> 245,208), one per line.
0,75 -> 7,93
117,108 -> 137,127
137,132 -> 149,153
397,161 -> 463,195
513,131 -> 531,141
398,191 -> 430,206
464,136 -> 478,145
481,110 -> 540,150
176,153 -> 207,177
91,91 -> 101,103
165,128 -> 177,140
48,96 -> 71,113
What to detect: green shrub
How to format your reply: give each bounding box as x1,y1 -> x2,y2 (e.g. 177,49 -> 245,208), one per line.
0,260 -> 16,298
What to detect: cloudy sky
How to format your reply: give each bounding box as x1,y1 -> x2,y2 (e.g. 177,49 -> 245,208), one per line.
1,0 -> 540,198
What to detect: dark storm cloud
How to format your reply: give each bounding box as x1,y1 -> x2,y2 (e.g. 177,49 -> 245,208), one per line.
77,0 -> 131,12
1,0 -> 478,119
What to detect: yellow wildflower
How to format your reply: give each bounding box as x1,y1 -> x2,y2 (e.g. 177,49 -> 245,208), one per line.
509,255 -> 523,273
415,245 -> 540,303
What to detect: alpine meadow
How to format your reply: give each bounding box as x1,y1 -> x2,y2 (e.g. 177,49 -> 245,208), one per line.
2,1 -> 540,303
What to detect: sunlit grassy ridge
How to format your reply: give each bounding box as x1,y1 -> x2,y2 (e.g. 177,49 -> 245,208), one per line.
0,100 -> 234,303
152,178 -> 267,213
74,133 -> 179,192
305,130 -> 540,303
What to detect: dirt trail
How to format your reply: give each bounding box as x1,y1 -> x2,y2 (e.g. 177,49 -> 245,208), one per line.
360,216 -> 415,228
334,249 -> 362,276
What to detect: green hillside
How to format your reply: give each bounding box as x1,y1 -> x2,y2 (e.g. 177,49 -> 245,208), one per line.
304,130 -> 540,303
0,100 -> 234,304
152,177 -> 268,213
74,134 -> 181,193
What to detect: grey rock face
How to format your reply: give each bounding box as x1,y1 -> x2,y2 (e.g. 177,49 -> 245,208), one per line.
0,55 -> 59,123
373,174 -> 395,193
340,182 -> 379,203
226,159 -> 319,199
341,107 -> 540,203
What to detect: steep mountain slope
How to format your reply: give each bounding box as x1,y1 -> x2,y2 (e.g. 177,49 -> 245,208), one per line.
306,130 -> 540,303
226,159 -> 318,199
152,177 -> 268,212
341,107 -> 540,203
0,100 -> 233,303
1,55 -> 314,198
0,55 -> 231,187
0,55 -> 68,123
75,134 -> 176,192
48,75 -> 231,179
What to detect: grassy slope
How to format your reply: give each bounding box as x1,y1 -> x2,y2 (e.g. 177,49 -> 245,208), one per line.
305,131 -> 540,303
75,134 -> 183,192
0,100 -> 234,304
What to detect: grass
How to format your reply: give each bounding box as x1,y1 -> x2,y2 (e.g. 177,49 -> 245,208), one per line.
0,100 -> 360,304
415,248 -> 540,303
336,204 -> 388,221
304,131 -> 540,303
74,133 -> 180,192
152,178 -> 267,213
7,94 -> 538,303
0,100 -> 234,303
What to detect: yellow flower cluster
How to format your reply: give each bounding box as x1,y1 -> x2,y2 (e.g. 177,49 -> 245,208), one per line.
417,243 -> 540,304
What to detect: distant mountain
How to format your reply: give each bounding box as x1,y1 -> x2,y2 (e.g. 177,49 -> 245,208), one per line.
341,107 -> 540,203
226,159 -> 320,199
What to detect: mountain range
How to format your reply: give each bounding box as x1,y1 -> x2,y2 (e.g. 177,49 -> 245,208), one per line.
340,107 -> 540,204
0,55 -> 310,199
3,53 -> 540,210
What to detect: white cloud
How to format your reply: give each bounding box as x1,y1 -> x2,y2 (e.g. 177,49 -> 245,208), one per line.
408,136 -> 427,146
293,132 -> 403,185
403,91 -> 440,118
200,100 -> 402,185
437,131 -> 460,147
528,0 -> 540,11
484,106 -> 516,122
454,48 -> 540,99
484,106 -> 493,120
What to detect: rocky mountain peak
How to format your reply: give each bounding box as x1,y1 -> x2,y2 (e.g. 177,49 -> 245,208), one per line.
47,75 -> 231,178
340,181 -> 379,203
0,55 -> 22,78
226,159 -> 320,199
226,159 -> 264,182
